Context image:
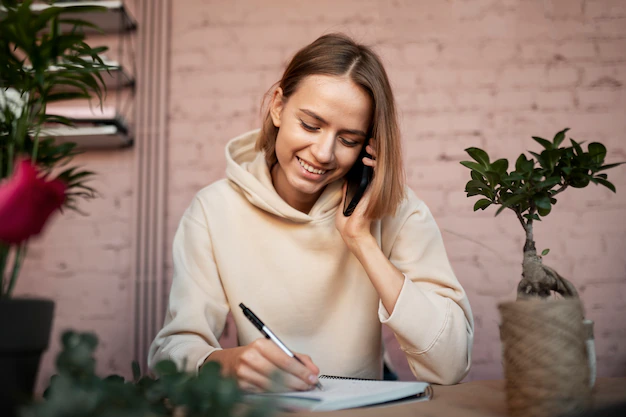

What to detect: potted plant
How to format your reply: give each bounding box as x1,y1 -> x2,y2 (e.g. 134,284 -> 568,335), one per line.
461,128 -> 622,417
0,0 -> 113,414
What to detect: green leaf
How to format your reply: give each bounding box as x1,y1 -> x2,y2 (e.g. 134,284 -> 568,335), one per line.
460,160 -> 487,175
596,178 -> 616,193
200,360 -> 222,376
58,18 -> 104,33
515,154 -> 534,173
570,174 -> 591,188
532,136 -> 553,150
491,158 -> 509,175
466,188 -> 493,198
131,361 -> 141,382
484,171 -> 501,187
534,194 -> 551,210
541,248 -> 550,256
471,170 -> 485,182
537,205 -> 552,216
598,162 -> 624,171
465,179 -> 490,190
539,176 -> 562,190
529,151 -> 547,170
552,128 -> 569,148
154,360 -> 178,376
501,193 -> 527,209
588,142 -> 607,164
523,213 -> 541,221
465,179 -> 494,199
82,333 -> 98,349
473,198 -> 492,211
465,147 -> 490,167
571,138 -> 583,156
103,374 -> 125,383
506,172 -> 524,181
32,7 -> 65,32
495,205 -> 508,216
544,148 -> 563,171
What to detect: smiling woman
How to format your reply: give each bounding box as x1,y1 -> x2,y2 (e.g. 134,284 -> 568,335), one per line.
148,33 -> 474,393
268,75 -> 372,213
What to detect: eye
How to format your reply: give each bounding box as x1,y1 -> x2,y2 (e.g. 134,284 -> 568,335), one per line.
339,137 -> 359,147
299,120 -> 319,132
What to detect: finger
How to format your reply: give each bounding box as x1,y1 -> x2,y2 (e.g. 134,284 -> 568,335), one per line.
238,379 -> 264,393
366,144 -> 377,159
362,155 -> 376,167
240,346 -> 311,391
351,180 -> 374,217
237,365 -> 276,392
260,343 -> 318,389
294,354 -> 320,375
276,368 -> 316,391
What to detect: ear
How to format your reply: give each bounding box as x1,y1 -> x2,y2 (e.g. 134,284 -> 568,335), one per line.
269,87 -> 285,128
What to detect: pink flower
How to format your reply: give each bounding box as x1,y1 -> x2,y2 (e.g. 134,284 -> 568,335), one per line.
0,159 -> 67,244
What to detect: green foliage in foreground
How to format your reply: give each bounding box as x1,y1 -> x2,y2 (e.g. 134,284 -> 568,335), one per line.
21,331 -> 272,417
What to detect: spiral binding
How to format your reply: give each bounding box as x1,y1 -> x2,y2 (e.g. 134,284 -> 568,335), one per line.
319,375 -> 376,381
318,375 -> 434,400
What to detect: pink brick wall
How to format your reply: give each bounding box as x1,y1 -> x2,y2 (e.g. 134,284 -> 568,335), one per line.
15,0 -> 626,390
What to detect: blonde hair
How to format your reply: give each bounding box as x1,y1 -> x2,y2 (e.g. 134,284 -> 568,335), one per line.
257,33 -> 405,219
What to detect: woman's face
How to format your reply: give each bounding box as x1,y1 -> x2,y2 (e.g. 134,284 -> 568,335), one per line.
270,75 -> 373,213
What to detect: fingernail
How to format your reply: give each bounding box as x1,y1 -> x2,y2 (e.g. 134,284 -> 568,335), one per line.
308,374 -> 318,384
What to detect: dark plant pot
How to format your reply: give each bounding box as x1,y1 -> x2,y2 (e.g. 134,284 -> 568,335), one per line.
0,298 -> 55,417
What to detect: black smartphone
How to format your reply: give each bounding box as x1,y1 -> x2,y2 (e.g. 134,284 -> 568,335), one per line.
343,139 -> 373,216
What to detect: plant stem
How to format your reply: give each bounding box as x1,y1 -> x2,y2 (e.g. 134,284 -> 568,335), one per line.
0,126 -> 3,179
0,243 -> 9,297
514,209 -> 526,230
0,88 -> 5,179
31,100 -> 45,163
6,243 -> 27,298
523,207 -> 536,252
7,142 -> 14,178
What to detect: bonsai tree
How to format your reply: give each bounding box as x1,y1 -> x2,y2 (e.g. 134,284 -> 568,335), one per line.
0,0 -> 113,297
461,128 -> 623,299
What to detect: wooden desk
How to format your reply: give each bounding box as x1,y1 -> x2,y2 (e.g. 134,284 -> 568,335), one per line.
285,378 -> 626,417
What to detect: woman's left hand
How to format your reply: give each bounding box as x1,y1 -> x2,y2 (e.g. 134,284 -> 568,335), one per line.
335,141 -> 377,250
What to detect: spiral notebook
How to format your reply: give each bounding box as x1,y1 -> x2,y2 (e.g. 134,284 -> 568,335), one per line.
246,375 -> 432,411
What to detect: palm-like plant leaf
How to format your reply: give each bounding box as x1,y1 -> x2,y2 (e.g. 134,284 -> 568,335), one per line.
1,0 -> 108,209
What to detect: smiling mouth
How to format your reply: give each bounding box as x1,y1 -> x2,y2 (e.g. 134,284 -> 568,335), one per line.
297,157 -> 328,175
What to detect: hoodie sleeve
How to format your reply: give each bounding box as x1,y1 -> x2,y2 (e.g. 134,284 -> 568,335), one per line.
379,197 -> 474,385
148,196 -> 228,373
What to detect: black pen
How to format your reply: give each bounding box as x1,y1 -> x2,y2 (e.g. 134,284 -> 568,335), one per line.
239,303 -> 324,391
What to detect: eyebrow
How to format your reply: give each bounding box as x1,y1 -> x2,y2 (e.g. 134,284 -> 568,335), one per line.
299,108 -> 368,138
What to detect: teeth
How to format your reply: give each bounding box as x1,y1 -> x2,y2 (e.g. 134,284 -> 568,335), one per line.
298,158 -> 326,175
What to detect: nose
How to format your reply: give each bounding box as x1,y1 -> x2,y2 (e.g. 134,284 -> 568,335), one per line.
311,132 -> 335,165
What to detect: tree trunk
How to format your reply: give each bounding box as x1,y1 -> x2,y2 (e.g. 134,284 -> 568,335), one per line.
517,221 -> 579,299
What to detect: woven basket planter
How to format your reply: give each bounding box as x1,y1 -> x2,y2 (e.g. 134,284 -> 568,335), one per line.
499,299 -> 592,417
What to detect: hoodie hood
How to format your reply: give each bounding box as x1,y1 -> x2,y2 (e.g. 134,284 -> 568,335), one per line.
225,129 -> 343,223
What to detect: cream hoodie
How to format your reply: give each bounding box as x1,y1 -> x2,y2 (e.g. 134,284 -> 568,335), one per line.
148,130 -> 474,384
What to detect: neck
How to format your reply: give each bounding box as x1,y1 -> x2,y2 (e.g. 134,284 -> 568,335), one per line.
270,163 -> 321,213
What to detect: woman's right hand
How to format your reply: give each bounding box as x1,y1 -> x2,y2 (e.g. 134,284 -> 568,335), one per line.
205,339 -> 320,393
